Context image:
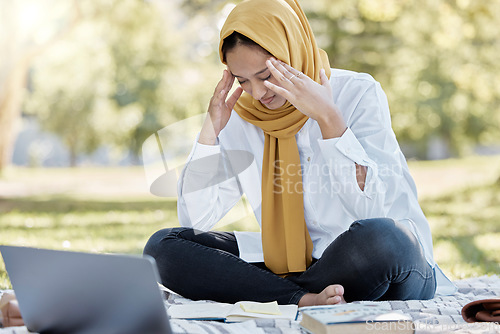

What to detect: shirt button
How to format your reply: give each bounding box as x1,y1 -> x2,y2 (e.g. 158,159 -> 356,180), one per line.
307,156 -> 311,162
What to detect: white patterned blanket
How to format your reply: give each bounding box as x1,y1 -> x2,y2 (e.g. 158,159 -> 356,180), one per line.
2,275 -> 499,333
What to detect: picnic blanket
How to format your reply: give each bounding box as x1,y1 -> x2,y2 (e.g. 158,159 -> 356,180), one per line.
2,275 -> 499,333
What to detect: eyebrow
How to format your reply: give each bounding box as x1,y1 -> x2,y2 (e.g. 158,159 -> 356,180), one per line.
231,67 -> 268,79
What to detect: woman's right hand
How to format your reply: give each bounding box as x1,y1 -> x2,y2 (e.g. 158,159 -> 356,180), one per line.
198,70 -> 243,145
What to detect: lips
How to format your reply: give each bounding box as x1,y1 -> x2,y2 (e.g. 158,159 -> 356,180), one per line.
261,96 -> 274,105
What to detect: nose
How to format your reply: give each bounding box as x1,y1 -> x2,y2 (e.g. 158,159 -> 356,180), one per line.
251,81 -> 268,101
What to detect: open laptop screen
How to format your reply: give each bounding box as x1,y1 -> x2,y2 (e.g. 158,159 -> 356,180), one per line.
0,246 -> 172,334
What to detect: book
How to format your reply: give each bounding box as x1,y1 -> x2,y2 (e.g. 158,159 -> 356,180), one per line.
299,303 -> 414,334
168,300 -> 298,322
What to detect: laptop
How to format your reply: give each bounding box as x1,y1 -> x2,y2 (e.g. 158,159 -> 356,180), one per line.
0,245 -> 172,334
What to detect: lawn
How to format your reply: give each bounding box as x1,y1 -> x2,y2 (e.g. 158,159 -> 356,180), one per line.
1,155 -> 499,289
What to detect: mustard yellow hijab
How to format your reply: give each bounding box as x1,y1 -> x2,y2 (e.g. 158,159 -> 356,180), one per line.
219,0 -> 331,275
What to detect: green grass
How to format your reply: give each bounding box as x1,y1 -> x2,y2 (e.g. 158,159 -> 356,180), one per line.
422,181 -> 500,280
0,195 -> 179,289
1,156 -> 500,289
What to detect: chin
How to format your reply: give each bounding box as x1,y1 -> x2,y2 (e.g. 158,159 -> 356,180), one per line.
267,99 -> 286,110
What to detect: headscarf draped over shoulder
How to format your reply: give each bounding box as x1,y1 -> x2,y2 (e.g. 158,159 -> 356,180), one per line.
218,0 -> 331,275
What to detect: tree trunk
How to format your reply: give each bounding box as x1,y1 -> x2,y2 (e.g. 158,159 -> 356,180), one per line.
0,59 -> 30,173
69,150 -> 78,168
0,0 -> 81,173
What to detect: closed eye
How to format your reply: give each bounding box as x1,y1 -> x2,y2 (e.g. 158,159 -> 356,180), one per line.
237,74 -> 270,85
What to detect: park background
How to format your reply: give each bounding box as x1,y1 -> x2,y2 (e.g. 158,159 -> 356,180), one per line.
1,0 -> 499,289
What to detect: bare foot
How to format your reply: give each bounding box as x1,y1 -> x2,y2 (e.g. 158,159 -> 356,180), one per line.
298,284 -> 346,307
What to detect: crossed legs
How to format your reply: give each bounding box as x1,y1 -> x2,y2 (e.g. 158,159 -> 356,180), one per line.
144,218 -> 436,305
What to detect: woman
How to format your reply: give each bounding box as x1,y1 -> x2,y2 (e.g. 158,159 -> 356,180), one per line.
144,0 -> 454,306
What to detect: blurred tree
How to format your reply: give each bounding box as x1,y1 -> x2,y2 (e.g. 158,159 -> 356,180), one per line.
8,0 -> 500,168
180,0 -> 228,16
104,0 -> 182,162
0,0 -> 80,172
305,0 -> 500,158
24,0 -> 189,166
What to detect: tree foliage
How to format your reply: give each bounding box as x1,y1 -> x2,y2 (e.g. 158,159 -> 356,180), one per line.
9,0 -> 500,168
303,0 -> 500,158
0,0 -> 80,172
23,0 -> 185,165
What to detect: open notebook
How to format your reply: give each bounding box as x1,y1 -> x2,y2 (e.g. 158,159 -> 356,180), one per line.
168,300 -> 298,322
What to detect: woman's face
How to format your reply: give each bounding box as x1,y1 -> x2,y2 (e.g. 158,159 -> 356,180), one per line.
226,44 -> 287,110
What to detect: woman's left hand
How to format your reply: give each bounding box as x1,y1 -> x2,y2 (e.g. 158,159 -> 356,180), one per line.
264,58 -> 347,139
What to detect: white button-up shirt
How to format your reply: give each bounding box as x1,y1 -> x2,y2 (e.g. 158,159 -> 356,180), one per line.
177,68 -> 456,295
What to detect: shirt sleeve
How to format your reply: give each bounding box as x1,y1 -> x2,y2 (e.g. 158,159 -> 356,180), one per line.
317,80 -> 409,219
177,136 -> 243,231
